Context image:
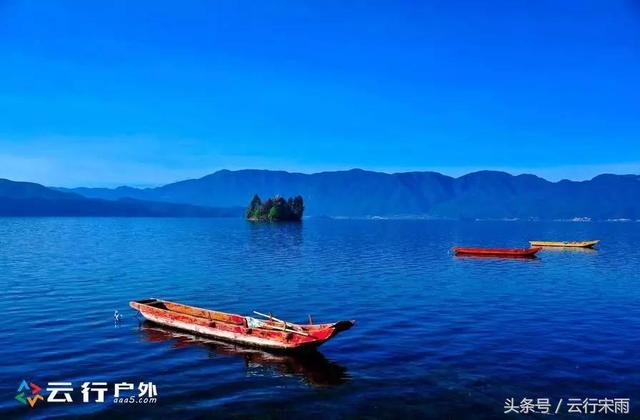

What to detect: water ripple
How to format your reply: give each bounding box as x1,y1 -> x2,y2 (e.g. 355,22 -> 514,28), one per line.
1,218 -> 638,417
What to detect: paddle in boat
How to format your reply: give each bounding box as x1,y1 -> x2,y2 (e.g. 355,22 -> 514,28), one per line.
130,298 -> 355,352
453,246 -> 542,258
529,240 -> 599,248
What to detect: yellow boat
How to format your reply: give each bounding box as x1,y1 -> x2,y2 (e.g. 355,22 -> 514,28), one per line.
529,240 -> 599,248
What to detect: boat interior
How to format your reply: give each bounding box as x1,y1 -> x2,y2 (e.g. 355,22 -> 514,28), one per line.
133,298 -> 355,334
135,298 -> 247,325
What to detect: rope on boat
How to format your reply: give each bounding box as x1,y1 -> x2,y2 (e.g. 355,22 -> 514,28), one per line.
127,307 -> 143,322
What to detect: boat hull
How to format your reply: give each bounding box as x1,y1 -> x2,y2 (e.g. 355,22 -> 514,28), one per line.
529,240 -> 599,248
130,299 -> 354,352
453,247 -> 541,257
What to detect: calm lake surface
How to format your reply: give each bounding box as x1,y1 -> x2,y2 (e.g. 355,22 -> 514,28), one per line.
1,218 -> 639,418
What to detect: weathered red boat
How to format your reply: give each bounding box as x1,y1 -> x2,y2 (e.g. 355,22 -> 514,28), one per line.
130,298 -> 355,351
453,246 -> 542,257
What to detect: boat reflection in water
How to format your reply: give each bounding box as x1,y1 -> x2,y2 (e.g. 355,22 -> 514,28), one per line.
453,253 -> 541,261
138,321 -> 349,386
532,246 -> 597,253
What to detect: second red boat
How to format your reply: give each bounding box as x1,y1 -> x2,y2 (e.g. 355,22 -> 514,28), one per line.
453,246 -> 541,258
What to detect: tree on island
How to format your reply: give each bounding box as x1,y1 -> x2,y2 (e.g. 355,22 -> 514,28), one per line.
246,194 -> 304,221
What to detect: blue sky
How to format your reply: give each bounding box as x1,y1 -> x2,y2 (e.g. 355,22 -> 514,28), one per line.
0,1 -> 639,187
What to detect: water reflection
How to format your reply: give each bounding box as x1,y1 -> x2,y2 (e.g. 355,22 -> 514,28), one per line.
537,246 -> 598,253
453,254 -> 540,260
247,221 -> 304,247
138,322 -> 348,386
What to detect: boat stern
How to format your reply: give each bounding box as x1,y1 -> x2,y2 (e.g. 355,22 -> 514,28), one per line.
333,320 -> 356,334
309,320 -> 356,342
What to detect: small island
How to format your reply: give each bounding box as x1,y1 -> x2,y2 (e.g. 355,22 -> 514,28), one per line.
246,194 -> 304,221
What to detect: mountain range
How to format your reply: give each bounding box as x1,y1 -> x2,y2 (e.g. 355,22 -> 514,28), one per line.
49,168 -> 640,220
0,179 -> 241,217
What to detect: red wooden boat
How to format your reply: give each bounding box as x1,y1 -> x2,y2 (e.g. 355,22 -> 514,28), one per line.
453,246 -> 541,257
130,298 -> 355,351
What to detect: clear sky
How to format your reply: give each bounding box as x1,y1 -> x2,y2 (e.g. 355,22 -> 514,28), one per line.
1,1 -> 639,187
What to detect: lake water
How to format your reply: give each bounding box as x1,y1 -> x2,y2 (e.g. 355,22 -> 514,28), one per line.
1,218 -> 638,418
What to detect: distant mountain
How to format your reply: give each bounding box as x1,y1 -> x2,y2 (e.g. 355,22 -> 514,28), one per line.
58,169 -> 640,220
0,179 -> 241,217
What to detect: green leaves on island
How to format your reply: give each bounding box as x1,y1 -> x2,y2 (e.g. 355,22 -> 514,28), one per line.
246,194 -> 304,221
